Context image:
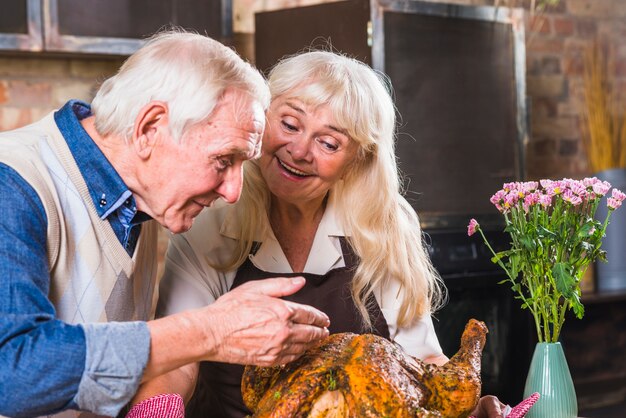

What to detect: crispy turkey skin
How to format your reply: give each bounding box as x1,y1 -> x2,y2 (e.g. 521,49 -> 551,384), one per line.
242,319 -> 488,418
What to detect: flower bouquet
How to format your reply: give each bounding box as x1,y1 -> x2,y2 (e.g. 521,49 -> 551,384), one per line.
467,177 -> 625,343
468,177 -> 625,417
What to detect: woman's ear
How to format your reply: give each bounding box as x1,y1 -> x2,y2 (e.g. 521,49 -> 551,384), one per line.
132,101 -> 169,160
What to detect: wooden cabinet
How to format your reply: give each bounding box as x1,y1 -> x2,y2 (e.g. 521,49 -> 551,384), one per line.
563,291 -> 626,412
0,0 -> 230,56
0,0 -> 43,52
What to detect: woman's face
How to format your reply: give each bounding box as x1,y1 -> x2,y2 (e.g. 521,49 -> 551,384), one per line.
259,95 -> 359,207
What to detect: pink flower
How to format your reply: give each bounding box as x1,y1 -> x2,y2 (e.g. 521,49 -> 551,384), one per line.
570,181 -> 588,199
490,190 -> 506,205
612,188 -> 626,202
583,177 -> 598,187
608,198 -> 623,210
540,179 -> 553,189
592,181 -> 611,197
490,190 -> 507,213
563,190 -> 583,206
522,181 -> 539,193
538,194 -> 552,207
505,191 -> 520,207
503,182 -> 518,192
523,192 -> 539,212
562,189 -> 573,201
545,180 -> 565,196
467,219 -> 479,236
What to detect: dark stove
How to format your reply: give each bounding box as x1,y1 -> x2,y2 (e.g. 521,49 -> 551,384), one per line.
426,228 -> 511,277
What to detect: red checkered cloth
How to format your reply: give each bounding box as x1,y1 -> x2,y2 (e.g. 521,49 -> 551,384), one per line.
125,392 -> 539,418
507,392 -> 540,418
125,394 -> 185,418
469,392 -> 540,418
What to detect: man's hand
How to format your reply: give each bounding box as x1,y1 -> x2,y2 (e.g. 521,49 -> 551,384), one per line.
144,277 -> 329,382
205,277 -> 330,366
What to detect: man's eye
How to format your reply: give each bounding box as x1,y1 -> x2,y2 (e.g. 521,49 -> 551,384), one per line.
216,156 -> 232,169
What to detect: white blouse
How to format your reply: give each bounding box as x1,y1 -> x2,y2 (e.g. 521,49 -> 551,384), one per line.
158,198 -> 443,359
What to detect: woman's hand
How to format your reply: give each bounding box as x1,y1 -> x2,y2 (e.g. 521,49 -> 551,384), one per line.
470,395 -> 509,418
470,392 -> 540,418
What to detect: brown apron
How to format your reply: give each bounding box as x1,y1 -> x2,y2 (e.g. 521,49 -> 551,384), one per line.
186,237 -> 390,418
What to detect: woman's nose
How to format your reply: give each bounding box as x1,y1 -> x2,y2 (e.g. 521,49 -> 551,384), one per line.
287,136 -> 312,161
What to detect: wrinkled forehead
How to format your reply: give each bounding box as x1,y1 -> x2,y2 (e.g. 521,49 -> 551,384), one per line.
232,113 -> 264,160
221,90 -> 266,129
200,92 -> 265,158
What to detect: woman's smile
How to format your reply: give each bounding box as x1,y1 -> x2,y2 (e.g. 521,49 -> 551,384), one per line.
276,157 -> 314,178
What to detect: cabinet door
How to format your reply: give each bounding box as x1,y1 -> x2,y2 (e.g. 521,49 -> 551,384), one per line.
0,0 -> 43,52
371,1 -> 527,229
255,0 -> 370,74
43,0 -> 231,55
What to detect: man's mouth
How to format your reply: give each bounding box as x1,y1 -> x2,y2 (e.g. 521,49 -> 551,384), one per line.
193,199 -> 214,210
277,158 -> 313,177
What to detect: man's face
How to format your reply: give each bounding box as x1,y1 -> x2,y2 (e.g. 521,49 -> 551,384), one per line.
141,88 -> 265,233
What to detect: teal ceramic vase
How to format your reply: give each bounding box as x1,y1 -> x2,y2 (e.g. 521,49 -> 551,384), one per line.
523,342 -> 577,418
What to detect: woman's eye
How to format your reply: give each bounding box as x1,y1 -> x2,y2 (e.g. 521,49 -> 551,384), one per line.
281,121 -> 298,132
319,139 -> 339,151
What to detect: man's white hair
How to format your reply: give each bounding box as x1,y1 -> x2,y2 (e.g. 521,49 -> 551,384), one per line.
91,30 -> 269,142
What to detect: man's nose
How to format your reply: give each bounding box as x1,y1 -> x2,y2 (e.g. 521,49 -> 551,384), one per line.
217,166 -> 243,204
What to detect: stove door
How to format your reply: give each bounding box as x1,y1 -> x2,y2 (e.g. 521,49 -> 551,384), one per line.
433,274 -> 533,404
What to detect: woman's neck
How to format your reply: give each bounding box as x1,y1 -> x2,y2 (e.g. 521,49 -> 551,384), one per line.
269,195 -> 327,272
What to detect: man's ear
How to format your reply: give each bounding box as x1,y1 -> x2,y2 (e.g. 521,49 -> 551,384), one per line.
132,101 -> 169,159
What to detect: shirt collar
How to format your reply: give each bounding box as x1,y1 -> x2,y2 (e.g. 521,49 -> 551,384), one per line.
220,191 -> 347,274
54,100 -> 136,220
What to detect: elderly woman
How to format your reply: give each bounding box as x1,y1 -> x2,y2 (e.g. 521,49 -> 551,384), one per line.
130,51 -> 510,418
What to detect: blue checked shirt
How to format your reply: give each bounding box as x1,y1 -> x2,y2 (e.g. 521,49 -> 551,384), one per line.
0,101 -> 152,417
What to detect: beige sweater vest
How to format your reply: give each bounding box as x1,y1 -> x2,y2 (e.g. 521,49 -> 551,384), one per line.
0,113 -> 160,418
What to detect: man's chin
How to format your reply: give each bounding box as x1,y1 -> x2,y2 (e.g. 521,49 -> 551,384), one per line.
165,218 -> 194,234
169,226 -> 189,234
163,205 -> 208,233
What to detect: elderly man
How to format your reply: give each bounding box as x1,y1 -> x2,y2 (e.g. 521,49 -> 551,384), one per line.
0,31 -> 329,418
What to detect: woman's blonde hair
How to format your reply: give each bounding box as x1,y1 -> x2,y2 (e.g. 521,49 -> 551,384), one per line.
91,30 -> 269,142
225,50 -> 444,329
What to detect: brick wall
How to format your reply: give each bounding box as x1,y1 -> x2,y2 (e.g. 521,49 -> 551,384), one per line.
522,0 -> 626,180
0,57 -> 123,131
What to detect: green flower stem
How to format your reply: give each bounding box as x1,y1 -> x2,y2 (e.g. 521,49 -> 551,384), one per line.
554,300 -> 569,342
476,226 -> 543,341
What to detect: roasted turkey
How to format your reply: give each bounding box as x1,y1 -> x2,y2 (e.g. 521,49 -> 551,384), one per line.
242,319 -> 488,418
